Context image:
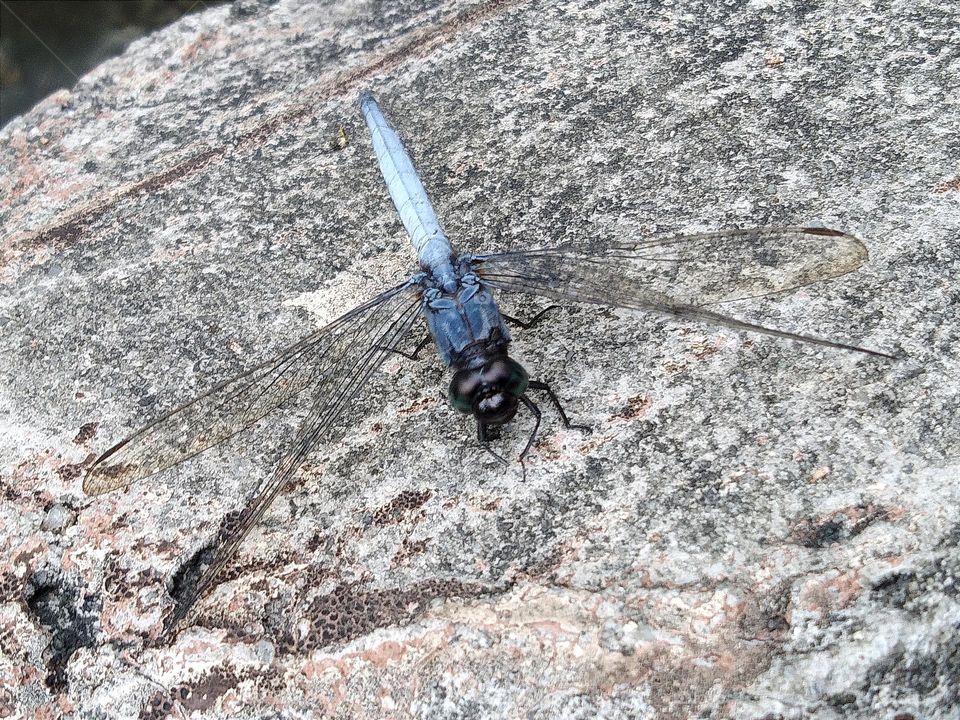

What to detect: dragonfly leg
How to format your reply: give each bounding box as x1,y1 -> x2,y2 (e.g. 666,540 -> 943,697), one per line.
376,333 -> 433,361
478,422 -> 509,466
527,380 -> 590,433
517,394 -> 543,462
501,305 -> 561,330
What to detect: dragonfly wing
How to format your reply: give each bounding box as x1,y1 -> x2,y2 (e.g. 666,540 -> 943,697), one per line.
474,226 -> 895,358
84,281 -> 423,495
164,282 -> 424,636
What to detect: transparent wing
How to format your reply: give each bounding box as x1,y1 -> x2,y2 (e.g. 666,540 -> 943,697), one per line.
474,226 -> 895,358
164,284 -> 424,636
84,281 -> 423,495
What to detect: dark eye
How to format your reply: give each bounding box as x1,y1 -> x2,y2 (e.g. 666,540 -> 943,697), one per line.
448,356 -> 530,420
483,357 -> 529,396
505,360 -> 528,395
448,368 -> 481,413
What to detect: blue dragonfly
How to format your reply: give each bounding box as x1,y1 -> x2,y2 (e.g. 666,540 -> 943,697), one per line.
84,91 -> 895,635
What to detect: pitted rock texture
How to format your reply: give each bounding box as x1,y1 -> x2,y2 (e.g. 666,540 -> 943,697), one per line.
1,0 -> 958,718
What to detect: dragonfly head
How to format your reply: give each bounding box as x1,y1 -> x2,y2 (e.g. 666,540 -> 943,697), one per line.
448,355 -> 529,425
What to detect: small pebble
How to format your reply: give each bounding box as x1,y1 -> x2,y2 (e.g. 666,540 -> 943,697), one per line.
41,503 -> 76,533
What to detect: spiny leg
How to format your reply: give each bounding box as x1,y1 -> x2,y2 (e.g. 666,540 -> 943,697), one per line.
527,380 -> 590,433
478,421 -> 509,466
501,305 -> 561,330
517,394 -> 543,462
375,333 -> 432,361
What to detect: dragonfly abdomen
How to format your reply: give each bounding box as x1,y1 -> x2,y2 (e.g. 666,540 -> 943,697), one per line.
360,91 -> 458,292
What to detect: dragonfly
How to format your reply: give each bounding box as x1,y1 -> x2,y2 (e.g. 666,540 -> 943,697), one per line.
84,90 -> 896,637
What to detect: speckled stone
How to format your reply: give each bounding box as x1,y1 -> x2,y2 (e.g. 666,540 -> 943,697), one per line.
1,0 -> 958,718
39,504 -> 76,534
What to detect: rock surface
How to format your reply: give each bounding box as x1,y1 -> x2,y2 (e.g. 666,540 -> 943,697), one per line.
1,0 -> 958,718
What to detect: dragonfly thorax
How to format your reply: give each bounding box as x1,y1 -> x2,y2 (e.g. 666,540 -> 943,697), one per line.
422,268 -> 514,368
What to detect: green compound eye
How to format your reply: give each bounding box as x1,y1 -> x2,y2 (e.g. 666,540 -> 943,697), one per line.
448,386 -> 473,413
448,368 -> 480,413
447,357 -> 529,416
501,358 -> 529,396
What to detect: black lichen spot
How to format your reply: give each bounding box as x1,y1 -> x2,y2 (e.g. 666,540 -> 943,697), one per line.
25,572 -> 99,691
133,149 -> 224,196
180,670 -> 239,712
941,521 -> 960,548
790,504 -> 889,548
871,556 -> 960,612
870,571 -> 919,609
32,218 -> 86,249
218,508 -> 246,541
102,554 -> 129,598
392,537 -> 428,566
139,691 -> 175,720
73,422 -> 98,444
55,462 -> 85,483
826,691 -> 857,707
305,532 -> 327,553
140,666 -> 259,718
797,516 -> 846,547
273,579 -> 507,655
2,484 -> 16,502
862,640 -> 959,706
230,0 -> 280,19
372,489 -> 433,527
612,394 -> 653,421
0,571 -> 27,605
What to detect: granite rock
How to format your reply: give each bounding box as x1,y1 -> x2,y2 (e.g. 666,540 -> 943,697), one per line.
1,0 -> 958,718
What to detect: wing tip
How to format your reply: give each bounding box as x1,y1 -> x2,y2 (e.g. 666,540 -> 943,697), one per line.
82,449 -> 141,496
81,473 -> 98,495
801,226 -> 848,238
82,464 -> 121,496
800,226 -> 869,265
82,436 -> 134,495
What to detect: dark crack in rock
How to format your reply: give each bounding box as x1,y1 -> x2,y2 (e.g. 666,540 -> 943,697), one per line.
790,503 -> 893,548
24,572 -> 99,692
